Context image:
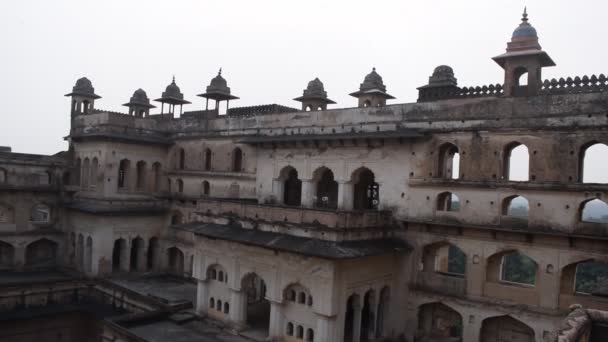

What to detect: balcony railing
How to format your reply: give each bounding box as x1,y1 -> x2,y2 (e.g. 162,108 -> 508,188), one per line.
196,199 -> 393,229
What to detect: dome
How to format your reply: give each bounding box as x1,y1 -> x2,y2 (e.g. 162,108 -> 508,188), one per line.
130,88 -> 152,105
206,69 -> 231,95
427,65 -> 457,87
360,68 -> 387,92
303,78 -> 327,98
161,77 -> 184,100
512,8 -> 538,38
65,77 -> 101,98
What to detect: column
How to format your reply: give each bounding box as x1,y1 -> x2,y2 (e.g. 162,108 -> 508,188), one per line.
466,252 -> 484,299
462,313 -> 481,342
196,280 -> 209,315
315,315 -> 336,342
272,179 -> 284,204
268,300 -> 283,339
352,301 -> 362,342
538,261 -> 560,310
229,288 -> 247,329
301,179 -> 314,208
137,241 -> 147,272
337,181 -> 353,210
120,241 -> 130,272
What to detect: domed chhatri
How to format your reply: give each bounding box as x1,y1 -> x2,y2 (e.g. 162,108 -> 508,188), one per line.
428,65 -> 458,87
293,78 -> 336,111
350,68 -> 395,108
493,8 -> 555,97
123,88 -> 156,118
197,69 -> 239,112
65,77 -> 101,99
154,77 -> 191,116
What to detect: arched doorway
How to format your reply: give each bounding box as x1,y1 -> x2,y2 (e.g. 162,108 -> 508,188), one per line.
242,273 -> 270,334
353,168 -> 379,210
282,167 -> 302,206
0,241 -> 14,270
344,294 -> 360,342
130,237 -> 144,272
25,239 -> 58,269
417,302 -> 463,340
112,239 -> 127,273
85,236 -> 93,273
168,247 -> 184,276
361,290 -> 376,341
480,315 -> 534,342
376,287 -> 390,339
314,167 -> 338,209
147,237 -> 159,271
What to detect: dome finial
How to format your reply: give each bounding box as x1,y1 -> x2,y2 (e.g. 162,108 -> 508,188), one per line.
522,6 -> 528,22
172,75 -> 176,83
218,68 -> 222,75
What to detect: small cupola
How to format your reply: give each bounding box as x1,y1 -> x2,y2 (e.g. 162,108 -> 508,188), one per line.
417,65 -> 459,101
123,88 -> 156,117
65,77 -> 101,115
154,76 -> 191,117
349,68 -> 395,108
493,8 -> 555,97
293,78 -> 336,111
197,69 -> 239,115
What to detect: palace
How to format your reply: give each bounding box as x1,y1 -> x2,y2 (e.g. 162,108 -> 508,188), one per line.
1,10 -> 607,342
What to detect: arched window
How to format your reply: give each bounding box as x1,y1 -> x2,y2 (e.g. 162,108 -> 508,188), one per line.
417,302 -> 463,340
152,162 -> 162,192
281,167 -> 302,206
503,143 -> 529,181
580,199 -> 608,223
288,290 -> 296,301
307,295 -> 313,306
0,240 -> 14,268
30,204 -> 51,223
305,105 -> 312,112
438,143 -> 460,179
204,148 -> 212,171
352,167 -> 379,210
363,100 -> 371,108
217,300 -> 222,311
422,242 -> 466,277
82,158 -> 90,188
224,302 -> 229,314
298,292 -> 306,304
118,159 -> 130,189
202,181 -> 210,196
177,179 -> 184,193
25,239 -> 58,268
210,297 -> 215,309
136,161 -> 146,190
209,268 -> 217,280
306,328 -> 314,342
436,192 -> 460,212
502,195 -> 529,218
313,167 -> 338,209
512,66 -> 529,96
178,148 -> 185,170
287,323 -> 294,336
296,326 -> 304,338
90,158 -> 98,188
580,143 -> 608,183
574,261 -> 608,295
232,147 -> 243,172
218,271 -> 224,282
500,251 -> 537,285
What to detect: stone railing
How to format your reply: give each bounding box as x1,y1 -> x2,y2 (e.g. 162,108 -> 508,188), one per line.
414,271 -> 467,297
417,84 -> 504,102
196,199 -> 393,229
540,74 -> 608,95
227,104 -> 299,117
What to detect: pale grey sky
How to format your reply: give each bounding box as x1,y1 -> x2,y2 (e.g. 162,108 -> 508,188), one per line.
1,0 -> 607,155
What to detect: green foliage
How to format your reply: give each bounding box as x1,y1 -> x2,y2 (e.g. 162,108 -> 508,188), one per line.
501,252 -> 536,285
575,262 -> 608,294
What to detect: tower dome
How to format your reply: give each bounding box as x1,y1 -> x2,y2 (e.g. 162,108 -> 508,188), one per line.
65,77 -> 101,99
512,8 -> 538,38
293,77 -> 335,111
124,88 -> 155,108
162,77 -> 184,100
197,69 -> 239,112
207,70 -> 229,94
304,78 -> 328,98
360,68 -> 387,92
349,68 -> 394,108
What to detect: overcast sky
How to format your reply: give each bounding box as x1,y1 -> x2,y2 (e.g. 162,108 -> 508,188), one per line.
1,0 -> 607,155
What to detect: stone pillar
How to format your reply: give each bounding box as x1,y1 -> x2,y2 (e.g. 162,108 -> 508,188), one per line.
315,314 -> 335,342
196,280 -> 209,315
466,253 -> 484,299
137,241 -> 147,272
538,262 -> 560,309
273,179 -> 284,204
337,181 -> 353,210
268,300 -> 283,339
229,288 -> 247,328
462,314 -> 481,342
352,301 -> 362,342
120,242 -> 130,272
301,179 -> 314,208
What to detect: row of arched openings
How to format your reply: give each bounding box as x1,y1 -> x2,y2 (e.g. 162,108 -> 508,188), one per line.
437,141 -> 608,183
112,237 -> 160,273
286,323 -> 314,341
209,297 -> 229,314
417,302 -> 535,342
421,241 -> 608,296
0,238 -> 58,269
280,166 -> 378,210
117,160 -> 163,192
344,287 -> 390,342
435,191 -> 608,224
177,147 -> 243,172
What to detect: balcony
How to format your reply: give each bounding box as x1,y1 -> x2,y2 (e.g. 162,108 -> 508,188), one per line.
415,271 -> 467,297
196,199 -> 393,229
